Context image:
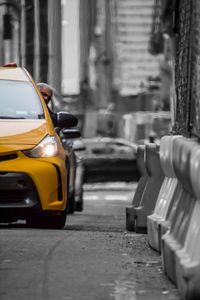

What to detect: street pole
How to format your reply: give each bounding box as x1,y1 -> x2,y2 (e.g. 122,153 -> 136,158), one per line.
48,0 -> 62,96
33,0 -> 40,82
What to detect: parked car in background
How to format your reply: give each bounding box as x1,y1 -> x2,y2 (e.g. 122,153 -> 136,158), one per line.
50,92 -> 85,214
0,65 -> 78,228
72,139 -> 86,211
82,137 -> 140,183
60,130 -> 85,213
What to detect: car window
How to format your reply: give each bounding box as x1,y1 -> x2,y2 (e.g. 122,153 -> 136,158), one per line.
87,141 -> 135,157
87,142 -> 106,155
110,142 -> 134,154
92,146 -> 113,155
0,80 -> 44,119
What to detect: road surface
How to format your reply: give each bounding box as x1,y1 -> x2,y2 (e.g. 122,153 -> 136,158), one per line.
0,182 -> 180,300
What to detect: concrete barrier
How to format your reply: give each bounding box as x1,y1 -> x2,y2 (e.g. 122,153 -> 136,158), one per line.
159,182 -> 182,245
175,143 -> 200,300
132,143 -> 164,233
134,143 -> 164,233
161,138 -> 196,284
126,133 -> 200,298
126,145 -> 148,231
147,135 -> 180,253
132,145 -> 148,208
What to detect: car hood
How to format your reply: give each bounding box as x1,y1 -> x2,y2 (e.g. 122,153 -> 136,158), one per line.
0,119 -> 48,151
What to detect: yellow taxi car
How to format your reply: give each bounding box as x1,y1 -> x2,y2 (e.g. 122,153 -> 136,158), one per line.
0,65 -> 78,228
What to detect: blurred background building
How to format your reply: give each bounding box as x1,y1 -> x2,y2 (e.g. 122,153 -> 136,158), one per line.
0,0 -> 21,65
0,0 -> 172,141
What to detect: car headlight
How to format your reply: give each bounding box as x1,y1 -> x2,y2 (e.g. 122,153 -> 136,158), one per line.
23,135 -> 59,158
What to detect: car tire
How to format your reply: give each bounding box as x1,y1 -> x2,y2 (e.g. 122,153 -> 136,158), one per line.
26,207 -> 67,229
125,207 -> 135,232
44,208 -> 67,229
67,192 -> 75,214
75,199 -> 83,212
75,186 -> 84,212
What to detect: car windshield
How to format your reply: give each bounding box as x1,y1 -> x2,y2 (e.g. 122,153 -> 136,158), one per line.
87,140 -> 136,157
0,80 -> 44,119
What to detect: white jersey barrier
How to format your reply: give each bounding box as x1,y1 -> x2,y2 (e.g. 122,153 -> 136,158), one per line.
126,143 -> 164,233
159,137 -> 200,300
147,135 -> 181,253
127,135 -> 200,299
175,141 -> 200,300
126,145 -> 148,231
134,143 -> 164,233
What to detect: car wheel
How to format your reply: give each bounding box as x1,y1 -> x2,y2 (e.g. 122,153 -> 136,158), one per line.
75,199 -> 83,212
26,207 -> 67,229
125,207 -> 135,232
67,192 -> 75,214
44,208 -> 67,229
75,187 -> 84,212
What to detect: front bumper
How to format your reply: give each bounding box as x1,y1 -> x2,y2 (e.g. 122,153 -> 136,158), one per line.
0,172 -> 41,220
0,152 -> 68,217
0,172 -> 40,207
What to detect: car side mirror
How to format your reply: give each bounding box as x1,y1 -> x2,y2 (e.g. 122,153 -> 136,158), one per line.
57,112 -> 78,128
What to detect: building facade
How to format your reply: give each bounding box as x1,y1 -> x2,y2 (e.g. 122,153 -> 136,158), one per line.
0,0 -> 21,65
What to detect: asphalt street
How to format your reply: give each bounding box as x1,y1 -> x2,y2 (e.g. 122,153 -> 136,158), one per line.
0,182 -> 180,300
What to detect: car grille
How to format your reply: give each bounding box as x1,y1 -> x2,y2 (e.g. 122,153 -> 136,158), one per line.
0,153 -> 18,162
0,190 -> 25,203
0,172 -> 40,208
